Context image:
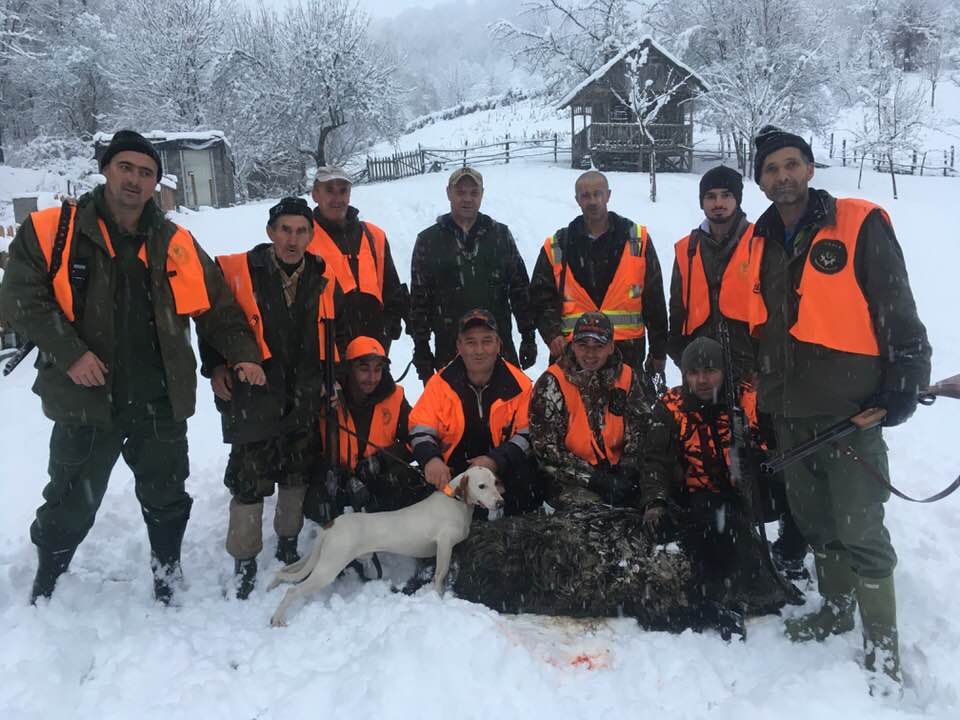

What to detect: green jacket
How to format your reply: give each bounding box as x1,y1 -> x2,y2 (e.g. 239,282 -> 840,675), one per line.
752,189 -> 931,418
0,189 -> 260,426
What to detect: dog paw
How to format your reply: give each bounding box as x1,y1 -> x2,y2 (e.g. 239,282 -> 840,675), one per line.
270,615 -> 287,628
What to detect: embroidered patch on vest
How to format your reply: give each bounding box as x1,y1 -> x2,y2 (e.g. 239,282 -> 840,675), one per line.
809,239 -> 847,275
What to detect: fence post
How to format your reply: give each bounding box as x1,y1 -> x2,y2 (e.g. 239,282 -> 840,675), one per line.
554,133 -> 558,163
829,133 -> 834,159
911,150 -> 917,175
505,134 -> 510,164
951,146 -> 955,171
945,150 -> 949,177
463,140 -> 468,167
842,139 -> 846,167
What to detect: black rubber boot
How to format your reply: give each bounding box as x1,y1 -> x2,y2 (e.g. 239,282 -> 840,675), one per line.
146,516 -> 188,605
275,536 -> 300,565
772,509 -> 810,581
30,546 -> 77,604
235,558 -> 258,600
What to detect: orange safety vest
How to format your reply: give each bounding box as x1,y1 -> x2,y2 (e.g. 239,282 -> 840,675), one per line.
674,224 -> 756,334
31,204 -> 210,321
543,224 -> 648,341
746,198 -> 883,356
546,363 -> 633,466
216,251 -> 336,361
409,362 -> 532,465
307,221 -> 387,302
327,385 -> 405,468
661,385 -> 759,493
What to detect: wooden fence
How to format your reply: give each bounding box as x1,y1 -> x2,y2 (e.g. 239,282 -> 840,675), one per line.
360,134 -> 569,184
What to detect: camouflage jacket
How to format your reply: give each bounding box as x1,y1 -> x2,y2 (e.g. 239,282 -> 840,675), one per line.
529,345 -> 651,502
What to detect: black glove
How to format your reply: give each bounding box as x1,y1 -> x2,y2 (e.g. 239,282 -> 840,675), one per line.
356,452 -> 382,486
589,465 -> 635,506
413,342 -> 435,385
518,331 -> 538,370
868,389 -> 919,427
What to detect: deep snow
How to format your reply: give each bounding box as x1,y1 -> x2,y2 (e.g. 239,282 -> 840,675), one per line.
1,161 -> 958,719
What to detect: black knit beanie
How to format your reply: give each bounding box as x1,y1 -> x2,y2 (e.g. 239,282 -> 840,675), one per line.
753,125 -> 813,182
268,196 -> 314,227
699,165 -> 743,207
100,130 -> 163,179
681,337 -> 725,375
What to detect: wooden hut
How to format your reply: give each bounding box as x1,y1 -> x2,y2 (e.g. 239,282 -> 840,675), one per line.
559,38 -> 707,172
93,131 -> 236,210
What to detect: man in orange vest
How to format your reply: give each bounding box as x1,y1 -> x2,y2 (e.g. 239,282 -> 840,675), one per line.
528,311 -> 650,511
409,309 -> 538,515
667,165 -> 757,377
529,170 -> 667,378
321,335 -> 426,516
202,196 -> 347,599
640,337 -> 796,640
749,125 -> 931,687
308,166 -> 408,352
668,165 -> 809,576
0,130 -> 264,605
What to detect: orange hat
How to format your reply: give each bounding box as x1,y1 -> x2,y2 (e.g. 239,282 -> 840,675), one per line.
345,336 -> 388,362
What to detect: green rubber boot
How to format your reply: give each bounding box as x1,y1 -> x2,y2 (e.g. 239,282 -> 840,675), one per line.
856,573 -> 901,693
785,549 -> 857,642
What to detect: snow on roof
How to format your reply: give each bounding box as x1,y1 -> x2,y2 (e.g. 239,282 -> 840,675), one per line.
92,130 -> 228,146
557,37 -> 708,109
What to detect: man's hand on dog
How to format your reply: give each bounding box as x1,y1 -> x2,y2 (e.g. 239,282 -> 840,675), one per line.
425,457 -> 452,489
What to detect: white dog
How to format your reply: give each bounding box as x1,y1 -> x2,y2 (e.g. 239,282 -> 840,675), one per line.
268,466 -> 504,626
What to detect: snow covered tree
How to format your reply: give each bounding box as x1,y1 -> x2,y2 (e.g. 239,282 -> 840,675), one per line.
851,32 -> 928,198
0,0 -> 42,162
611,45 -> 693,202
107,0 -> 230,130
652,0 -> 836,177
492,0 -> 642,96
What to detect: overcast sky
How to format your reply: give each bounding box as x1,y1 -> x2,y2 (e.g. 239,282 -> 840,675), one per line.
358,0 -> 448,17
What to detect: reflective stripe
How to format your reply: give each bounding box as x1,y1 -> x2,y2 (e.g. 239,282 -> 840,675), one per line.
561,312 -> 644,333
509,433 -> 531,454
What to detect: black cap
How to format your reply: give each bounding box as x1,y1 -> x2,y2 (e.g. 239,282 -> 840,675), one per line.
458,308 -> 498,334
572,312 -> 613,344
753,125 -> 814,182
268,196 -> 313,226
699,165 -> 743,207
100,130 -> 162,179
680,337 -> 724,375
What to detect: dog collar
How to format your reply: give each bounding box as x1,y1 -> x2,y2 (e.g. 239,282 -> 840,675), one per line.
442,476 -> 462,500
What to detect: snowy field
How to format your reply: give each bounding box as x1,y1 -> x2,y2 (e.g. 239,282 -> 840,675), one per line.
1,160 -> 958,719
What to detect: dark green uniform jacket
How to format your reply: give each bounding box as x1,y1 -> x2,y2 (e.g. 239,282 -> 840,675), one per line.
410,212 -> 534,367
0,188 -> 259,426
667,211 -> 756,377
529,211 -> 668,369
752,189 -> 931,418
200,244 -> 346,445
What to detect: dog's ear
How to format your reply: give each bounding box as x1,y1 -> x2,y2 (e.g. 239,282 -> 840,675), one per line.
453,472 -> 469,501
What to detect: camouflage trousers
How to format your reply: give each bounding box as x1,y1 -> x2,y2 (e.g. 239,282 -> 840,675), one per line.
224,425 -> 320,505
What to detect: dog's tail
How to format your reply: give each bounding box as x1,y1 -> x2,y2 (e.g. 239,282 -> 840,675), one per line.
267,531 -> 326,591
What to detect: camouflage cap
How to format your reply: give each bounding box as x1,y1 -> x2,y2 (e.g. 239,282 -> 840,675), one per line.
448,166 -> 483,189
458,308 -> 498,334
572,312 -> 613,344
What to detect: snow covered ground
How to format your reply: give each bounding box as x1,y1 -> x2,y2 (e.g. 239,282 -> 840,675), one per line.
1,161 -> 958,719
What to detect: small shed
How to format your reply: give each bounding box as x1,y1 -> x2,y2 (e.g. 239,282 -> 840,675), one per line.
93,131 -> 236,210
558,38 -> 707,172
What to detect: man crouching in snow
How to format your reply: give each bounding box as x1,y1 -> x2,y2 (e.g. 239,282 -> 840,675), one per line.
639,337 -> 797,639
0,130 -> 264,605
201,197 -> 346,600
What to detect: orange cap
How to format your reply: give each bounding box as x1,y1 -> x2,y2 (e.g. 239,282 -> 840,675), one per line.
345,336 -> 387,362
